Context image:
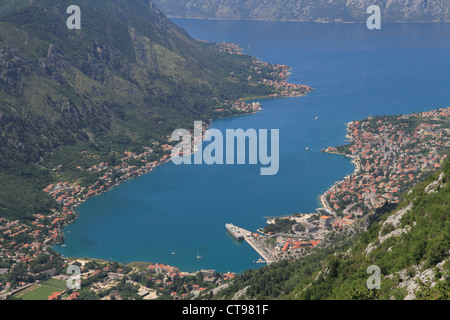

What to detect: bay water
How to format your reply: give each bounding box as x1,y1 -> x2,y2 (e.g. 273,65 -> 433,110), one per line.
55,20 -> 450,273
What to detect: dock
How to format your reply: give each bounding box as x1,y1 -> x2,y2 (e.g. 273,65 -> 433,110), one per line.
228,225 -> 278,265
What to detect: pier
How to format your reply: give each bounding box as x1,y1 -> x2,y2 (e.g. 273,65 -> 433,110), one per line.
228,225 -> 278,265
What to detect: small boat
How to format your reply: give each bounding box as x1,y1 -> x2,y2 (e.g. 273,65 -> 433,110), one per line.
196,251 -> 203,259
171,252 -> 176,255
62,245 -> 66,247
314,116 -> 319,120
254,257 -> 266,264
306,147 -> 309,151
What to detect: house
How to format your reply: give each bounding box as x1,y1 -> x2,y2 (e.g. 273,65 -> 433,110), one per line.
108,273 -> 124,280
302,221 -> 318,233
319,216 -> 332,228
68,292 -> 81,300
137,289 -> 149,298
200,270 -> 217,283
48,292 -> 62,300
191,284 -> 200,292
222,272 -> 235,281
200,269 -> 215,279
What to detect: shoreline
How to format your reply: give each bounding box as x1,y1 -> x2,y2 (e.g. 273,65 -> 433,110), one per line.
50,103 -> 449,275
49,63 -> 314,271
170,16 -> 450,24
318,123 -> 358,212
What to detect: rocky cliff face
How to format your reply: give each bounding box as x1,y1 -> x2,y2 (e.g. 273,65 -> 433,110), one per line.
153,0 -> 450,22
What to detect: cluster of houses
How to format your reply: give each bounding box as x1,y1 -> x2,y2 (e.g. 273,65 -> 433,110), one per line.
48,291 -> 80,300
0,216 -> 55,278
262,108 -> 449,256
217,42 -> 313,99
213,99 -> 262,115
260,78 -> 312,97
216,42 -> 244,56
148,263 -> 183,282
231,101 -> 262,113
0,145 -> 176,293
268,214 -> 354,256
323,108 -> 449,216
145,263 -> 235,300
280,239 -> 321,252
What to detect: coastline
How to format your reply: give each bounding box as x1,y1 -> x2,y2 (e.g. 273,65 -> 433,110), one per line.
47,56 -> 314,270
47,99 -> 450,277
318,108 -> 449,218
170,16 -> 450,24
318,122 -> 358,212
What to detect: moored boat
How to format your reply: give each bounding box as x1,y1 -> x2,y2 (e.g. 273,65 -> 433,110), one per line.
226,223 -> 244,241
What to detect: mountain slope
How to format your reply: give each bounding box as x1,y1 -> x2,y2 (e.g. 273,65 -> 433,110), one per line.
212,160 -> 450,300
153,0 -> 450,22
0,0 -> 289,219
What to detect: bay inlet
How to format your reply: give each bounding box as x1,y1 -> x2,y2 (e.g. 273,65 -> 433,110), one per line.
55,21 -> 450,273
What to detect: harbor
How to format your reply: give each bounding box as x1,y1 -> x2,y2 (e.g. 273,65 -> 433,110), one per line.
226,224 -> 278,265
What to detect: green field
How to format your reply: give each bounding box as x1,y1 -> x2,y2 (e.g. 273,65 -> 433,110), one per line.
14,278 -> 67,300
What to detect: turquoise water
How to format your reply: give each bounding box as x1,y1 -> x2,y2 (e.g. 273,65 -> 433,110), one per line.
55,21 -> 450,273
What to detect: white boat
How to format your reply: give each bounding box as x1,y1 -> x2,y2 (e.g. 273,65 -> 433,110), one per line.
196,251 -> 203,259
255,257 -> 266,264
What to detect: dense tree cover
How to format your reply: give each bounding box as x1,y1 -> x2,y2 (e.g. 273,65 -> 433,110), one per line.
0,166 -> 56,220
262,218 -> 301,234
111,278 -> 142,300
415,275 -> 450,300
29,251 -> 65,276
214,251 -> 332,300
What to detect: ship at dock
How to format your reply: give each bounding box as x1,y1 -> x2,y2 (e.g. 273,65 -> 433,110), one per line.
226,223 -> 244,241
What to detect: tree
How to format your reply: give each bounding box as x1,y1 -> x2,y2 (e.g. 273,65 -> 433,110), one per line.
9,262 -> 28,283
415,280 -> 450,300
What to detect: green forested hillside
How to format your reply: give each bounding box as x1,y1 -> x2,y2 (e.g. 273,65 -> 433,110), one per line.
0,0 -> 282,219
213,161 -> 450,300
